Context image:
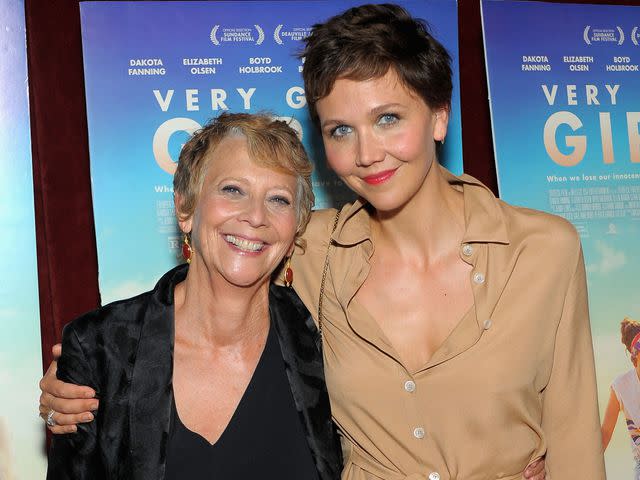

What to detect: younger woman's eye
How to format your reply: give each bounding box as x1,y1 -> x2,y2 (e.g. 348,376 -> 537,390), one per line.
378,113 -> 399,126
329,125 -> 352,139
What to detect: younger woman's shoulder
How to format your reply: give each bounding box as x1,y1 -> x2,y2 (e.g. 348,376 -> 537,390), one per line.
305,208 -> 341,240
498,199 -> 581,251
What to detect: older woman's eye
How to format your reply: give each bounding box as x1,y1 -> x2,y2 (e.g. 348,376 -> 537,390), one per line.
378,113 -> 399,126
221,185 -> 243,195
330,125 -> 352,139
270,195 -> 292,206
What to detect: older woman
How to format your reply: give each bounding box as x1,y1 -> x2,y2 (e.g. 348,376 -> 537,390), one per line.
45,113 -> 342,479
41,3 -> 600,480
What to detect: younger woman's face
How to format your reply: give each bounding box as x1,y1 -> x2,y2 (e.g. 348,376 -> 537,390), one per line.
315,68 -> 448,213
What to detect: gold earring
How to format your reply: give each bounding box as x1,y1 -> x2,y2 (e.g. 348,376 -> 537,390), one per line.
182,233 -> 193,264
284,257 -> 293,287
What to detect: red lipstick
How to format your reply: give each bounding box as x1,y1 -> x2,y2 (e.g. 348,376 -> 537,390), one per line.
362,169 -> 397,185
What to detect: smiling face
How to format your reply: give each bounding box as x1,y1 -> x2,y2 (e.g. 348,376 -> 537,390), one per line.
179,135 -> 298,289
316,68 -> 449,213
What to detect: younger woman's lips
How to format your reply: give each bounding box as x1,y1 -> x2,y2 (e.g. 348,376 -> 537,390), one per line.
362,169 -> 397,185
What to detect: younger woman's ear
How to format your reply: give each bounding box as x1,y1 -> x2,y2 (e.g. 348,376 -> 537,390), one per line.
433,108 -> 449,143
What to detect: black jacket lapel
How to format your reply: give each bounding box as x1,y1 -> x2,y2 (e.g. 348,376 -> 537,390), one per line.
270,285 -> 343,480
129,266 -> 185,479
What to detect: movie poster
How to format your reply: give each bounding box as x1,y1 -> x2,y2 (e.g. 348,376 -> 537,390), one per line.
482,1 -> 640,477
0,1 -> 46,478
79,0 -> 461,304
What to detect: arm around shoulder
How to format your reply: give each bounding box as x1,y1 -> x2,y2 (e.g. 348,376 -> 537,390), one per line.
47,322 -> 104,479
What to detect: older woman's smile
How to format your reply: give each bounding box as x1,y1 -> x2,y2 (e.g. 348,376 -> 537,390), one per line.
224,234 -> 266,253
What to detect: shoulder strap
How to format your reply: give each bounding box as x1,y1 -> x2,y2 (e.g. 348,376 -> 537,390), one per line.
318,210 -> 341,337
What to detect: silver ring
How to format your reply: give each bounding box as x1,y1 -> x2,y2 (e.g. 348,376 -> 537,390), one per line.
46,409 -> 57,427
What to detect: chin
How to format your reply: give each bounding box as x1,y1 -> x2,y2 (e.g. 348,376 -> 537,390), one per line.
357,186 -> 412,212
220,269 -> 269,289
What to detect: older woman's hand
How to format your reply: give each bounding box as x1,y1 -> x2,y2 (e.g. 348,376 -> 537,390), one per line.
38,344 -> 98,434
523,457 -> 545,479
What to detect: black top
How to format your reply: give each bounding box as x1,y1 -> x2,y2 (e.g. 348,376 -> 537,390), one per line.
49,265 -> 342,480
165,322 -> 321,480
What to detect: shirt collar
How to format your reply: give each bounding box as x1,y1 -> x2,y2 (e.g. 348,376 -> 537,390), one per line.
441,167 -> 510,245
330,165 -> 509,246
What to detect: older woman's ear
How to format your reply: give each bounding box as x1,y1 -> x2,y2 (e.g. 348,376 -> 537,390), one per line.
174,193 -> 192,233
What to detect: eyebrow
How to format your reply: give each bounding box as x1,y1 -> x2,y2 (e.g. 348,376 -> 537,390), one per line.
369,103 -> 404,117
320,102 -> 405,129
219,176 -> 294,192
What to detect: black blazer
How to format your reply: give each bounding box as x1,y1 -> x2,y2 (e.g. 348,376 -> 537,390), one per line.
47,265 -> 342,479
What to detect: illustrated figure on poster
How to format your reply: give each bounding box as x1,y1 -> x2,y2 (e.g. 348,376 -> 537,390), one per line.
602,317 -> 640,479
39,3 -> 603,479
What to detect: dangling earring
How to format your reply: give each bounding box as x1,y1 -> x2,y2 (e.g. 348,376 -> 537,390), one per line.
284,257 -> 293,287
182,233 -> 193,264
440,137 -> 446,146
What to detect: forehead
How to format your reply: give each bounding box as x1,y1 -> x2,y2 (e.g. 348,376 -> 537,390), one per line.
203,135 -> 296,189
316,69 -> 426,121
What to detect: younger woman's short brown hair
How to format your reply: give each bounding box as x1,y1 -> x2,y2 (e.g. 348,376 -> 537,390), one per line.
301,3 -> 452,124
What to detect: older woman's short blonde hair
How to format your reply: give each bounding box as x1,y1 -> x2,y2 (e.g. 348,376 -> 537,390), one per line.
173,113 -> 315,239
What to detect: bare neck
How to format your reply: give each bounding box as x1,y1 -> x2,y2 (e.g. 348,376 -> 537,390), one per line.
371,164 -> 466,266
173,262 -> 270,349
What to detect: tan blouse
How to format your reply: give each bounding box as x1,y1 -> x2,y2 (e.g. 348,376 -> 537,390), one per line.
291,167 -> 606,480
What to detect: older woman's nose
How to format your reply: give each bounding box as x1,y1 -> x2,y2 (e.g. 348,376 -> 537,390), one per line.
239,196 -> 268,227
356,132 -> 385,167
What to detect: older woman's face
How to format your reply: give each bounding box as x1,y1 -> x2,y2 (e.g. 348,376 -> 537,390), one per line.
181,135 -> 298,288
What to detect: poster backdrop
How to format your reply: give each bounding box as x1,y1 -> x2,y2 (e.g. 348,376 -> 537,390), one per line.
0,1 -> 47,478
482,1 -> 640,477
79,0 -> 462,304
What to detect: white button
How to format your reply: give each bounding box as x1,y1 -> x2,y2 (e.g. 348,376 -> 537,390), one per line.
428,473 -> 440,480
483,319 -> 493,330
462,244 -> 473,256
404,380 -> 416,393
413,427 -> 425,439
473,272 -> 485,284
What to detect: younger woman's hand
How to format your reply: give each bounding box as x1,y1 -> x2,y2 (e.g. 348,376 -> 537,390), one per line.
38,344 -> 98,434
523,457 -> 545,480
